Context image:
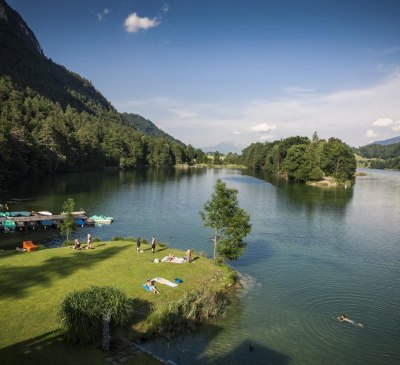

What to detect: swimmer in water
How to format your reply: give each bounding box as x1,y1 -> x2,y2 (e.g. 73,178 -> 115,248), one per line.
338,314 -> 363,327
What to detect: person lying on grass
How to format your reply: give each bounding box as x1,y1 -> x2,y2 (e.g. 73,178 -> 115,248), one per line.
146,279 -> 160,294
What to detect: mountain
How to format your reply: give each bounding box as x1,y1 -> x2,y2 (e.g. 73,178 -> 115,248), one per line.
355,139 -> 400,170
0,0 -> 201,182
201,142 -> 242,154
371,136 -> 400,146
0,0 -> 112,114
121,113 -> 182,145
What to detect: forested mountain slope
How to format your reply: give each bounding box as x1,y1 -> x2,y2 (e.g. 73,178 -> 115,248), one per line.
0,0 -> 204,184
354,142 -> 400,170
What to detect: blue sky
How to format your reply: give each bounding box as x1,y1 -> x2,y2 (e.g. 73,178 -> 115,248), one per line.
7,0 -> 400,148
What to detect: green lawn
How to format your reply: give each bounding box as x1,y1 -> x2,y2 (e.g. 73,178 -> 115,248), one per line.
0,241 -> 229,364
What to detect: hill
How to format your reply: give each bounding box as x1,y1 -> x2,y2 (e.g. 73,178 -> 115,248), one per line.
371,136 -> 400,146
201,142 -> 242,154
122,113 -> 182,144
0,0 -> 206,183
354,141 -> 400,170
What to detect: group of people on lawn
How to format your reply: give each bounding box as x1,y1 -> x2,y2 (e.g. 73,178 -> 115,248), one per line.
72,234 -> 93,250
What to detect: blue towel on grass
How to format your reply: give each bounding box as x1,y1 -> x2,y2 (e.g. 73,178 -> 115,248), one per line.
143,284 -> 151,292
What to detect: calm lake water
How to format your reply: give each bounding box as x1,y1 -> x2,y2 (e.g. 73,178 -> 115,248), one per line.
1,168 -> 399,364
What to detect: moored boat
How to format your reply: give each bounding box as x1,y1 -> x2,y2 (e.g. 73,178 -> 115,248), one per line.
88,215 -> 113,224
38,211 -> 53,216
28,221 -> 39,230
41,220 -> 53,229
16,221 -> 25,231
3,220 -> 16,230
75,218 -> 85,227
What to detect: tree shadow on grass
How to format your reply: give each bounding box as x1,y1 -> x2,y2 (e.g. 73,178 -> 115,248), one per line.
0,245 -> 130,299
0,310 -> 154,365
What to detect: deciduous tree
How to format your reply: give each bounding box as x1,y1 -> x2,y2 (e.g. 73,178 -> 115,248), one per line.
200,179 -> 251,262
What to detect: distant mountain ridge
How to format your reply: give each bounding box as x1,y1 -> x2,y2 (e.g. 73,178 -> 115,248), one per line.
201,142 -> 242,154
371,136 -> 400,146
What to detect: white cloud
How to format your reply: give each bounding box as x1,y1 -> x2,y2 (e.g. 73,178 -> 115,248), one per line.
366,129 -> 379,138
248,122 -> 277,133
96,8 -> 109,22
168,108 -> 197,119
281,86 -> 314,94
391,121 -> 400,132
162,3 -> 169,13
124,12 -> 160,33
372,117 -> 393,127
259,134 -> 274,142
115,69 -> 400,148
367,46 -> 400,56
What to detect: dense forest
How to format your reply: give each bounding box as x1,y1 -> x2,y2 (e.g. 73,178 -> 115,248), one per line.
354,143 -> 400,170
0,0 -> 208,186
0,75 -> 207,176
0,0 -> 360,188
240,134 -> 357,182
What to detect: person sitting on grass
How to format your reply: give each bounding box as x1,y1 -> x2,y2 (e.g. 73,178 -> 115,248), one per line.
146,279 -> 159,294
73,239 -> 81,250
86,234 -> 93,249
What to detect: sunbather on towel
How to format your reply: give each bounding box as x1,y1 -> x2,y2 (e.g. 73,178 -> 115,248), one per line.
146,279 -> 159,294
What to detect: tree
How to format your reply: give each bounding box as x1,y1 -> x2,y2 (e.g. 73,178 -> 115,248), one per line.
200,179 -> 251,262
60,198 -> 77,241
321,138 -> 356,181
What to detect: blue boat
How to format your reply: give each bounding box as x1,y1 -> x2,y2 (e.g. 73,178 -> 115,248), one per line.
41,220 -> 53,229
19,211 -> 31,217
75,218 -> 85,227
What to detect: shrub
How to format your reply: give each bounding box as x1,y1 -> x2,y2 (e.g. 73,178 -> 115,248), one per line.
63,240 -> 73,247
112,236 -> 134,241
58,286 -> 134,345
93,237 -> 101,242
36,244 -> 46,250
146,285 -> 229,335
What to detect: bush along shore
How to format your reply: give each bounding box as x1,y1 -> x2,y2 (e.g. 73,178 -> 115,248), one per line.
0,239 -> 237,365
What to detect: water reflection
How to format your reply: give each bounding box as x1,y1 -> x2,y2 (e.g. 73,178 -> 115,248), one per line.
243,169 -> 353,215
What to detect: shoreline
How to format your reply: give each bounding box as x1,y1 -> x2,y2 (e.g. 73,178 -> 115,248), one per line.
0,240 -> 236,364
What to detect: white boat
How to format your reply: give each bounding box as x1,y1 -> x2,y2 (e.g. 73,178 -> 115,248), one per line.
38,211 -> 52,216
88,215 -> 113,224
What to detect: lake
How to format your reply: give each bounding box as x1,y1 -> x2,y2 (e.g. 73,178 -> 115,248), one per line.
1,168 -> 399,364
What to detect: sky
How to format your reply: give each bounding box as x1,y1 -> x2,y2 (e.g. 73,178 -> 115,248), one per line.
7,0 -> 400,148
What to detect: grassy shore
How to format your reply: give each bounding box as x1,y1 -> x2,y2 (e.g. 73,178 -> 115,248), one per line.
0,241 -> 234,364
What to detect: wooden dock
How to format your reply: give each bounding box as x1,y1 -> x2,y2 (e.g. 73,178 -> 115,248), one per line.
0,213 -> 87,223
0,212 -> 88,231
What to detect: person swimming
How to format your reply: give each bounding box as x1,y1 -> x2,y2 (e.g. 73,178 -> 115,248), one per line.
338,314 -> 363,327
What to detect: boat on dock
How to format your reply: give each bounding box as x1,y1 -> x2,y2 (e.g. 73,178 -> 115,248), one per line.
3,220 -> 16,230
38,211 -> 52,216
88,215 -> 113,224
41,220 -> 54,229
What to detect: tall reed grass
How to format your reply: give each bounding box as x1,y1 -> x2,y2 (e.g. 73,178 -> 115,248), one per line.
145,284 -> 230,336
58,286 -> 134,345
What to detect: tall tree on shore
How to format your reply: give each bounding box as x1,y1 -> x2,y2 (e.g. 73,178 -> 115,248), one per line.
200,179 -> 251,262
60,198 -> 77,242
